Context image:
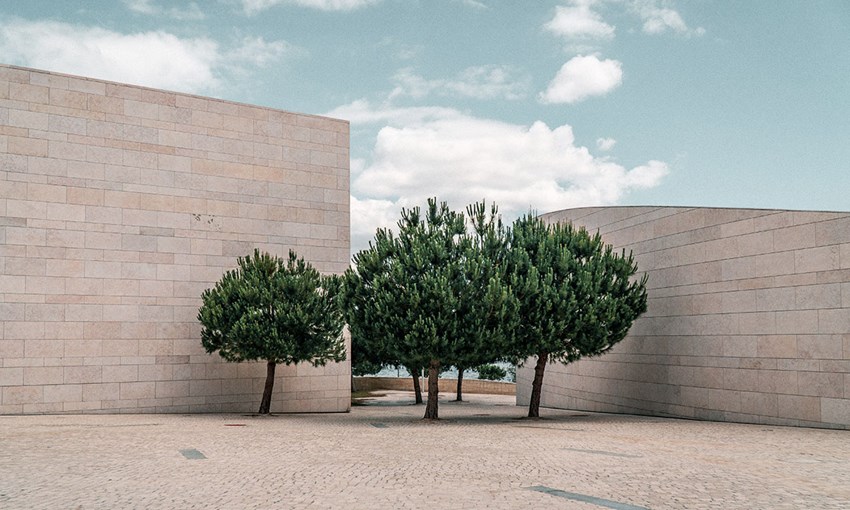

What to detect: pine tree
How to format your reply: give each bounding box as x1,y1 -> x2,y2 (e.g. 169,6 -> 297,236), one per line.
507,215 -> 648,418
446,202 -> 516,401
198,250 -> 346,414
342,199 -> 514,419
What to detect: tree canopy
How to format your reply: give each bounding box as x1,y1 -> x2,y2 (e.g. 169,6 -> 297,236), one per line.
198,249 -> 346,414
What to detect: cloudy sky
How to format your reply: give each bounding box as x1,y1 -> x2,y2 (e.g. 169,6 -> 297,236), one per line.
2,1 -> 849,254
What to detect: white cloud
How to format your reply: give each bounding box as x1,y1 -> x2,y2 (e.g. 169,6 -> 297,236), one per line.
123,0 -> 205,20
596,137 -> 616,151
545,0 -> 615,40
539,55 -> 623,104
631,0 -> 705,36
389,66 -> 529,101
225,36 -> 296,67
333,102 -> 668,253
327,100 -> 463,125
0,18 -> 292,95
241,0 -> 381,14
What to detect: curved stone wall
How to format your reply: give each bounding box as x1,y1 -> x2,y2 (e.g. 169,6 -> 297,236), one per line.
516,206 -> 850,429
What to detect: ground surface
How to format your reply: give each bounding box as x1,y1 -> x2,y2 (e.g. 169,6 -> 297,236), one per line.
1,391 -> 848,509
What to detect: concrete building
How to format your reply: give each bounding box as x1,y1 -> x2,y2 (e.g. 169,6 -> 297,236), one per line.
0,64 -> 351,414
517,206 -> 850,429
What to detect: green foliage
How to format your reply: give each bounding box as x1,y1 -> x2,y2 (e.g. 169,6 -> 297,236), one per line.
342,201 -> 647,419
475,364 -> 507,381
198,249 -> 346,367
506,214 -> 648,416
341,198 -> 516,418
351,360 -> 384,377
507,214 -> 647,363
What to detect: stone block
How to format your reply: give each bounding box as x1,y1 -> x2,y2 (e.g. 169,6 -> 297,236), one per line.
757,369 -> 798,394
119,381 -> 155,399
102,365 -> 139,383
795,246 -> 840,273
818,309 -> 850,335
64,366 -> 102,384
64,339 -> 102,358
155,380 -> 189,398
756,335 -> 796,358
821,398 -> 850,425
739,312 -> 776,335
776,310 -> 819,335
797,372 -> 843,398
43,384 -> 82,403
0,367 -> 24,386
9,82 -> 48,103
8,109 -> 49,130
740,391 -> 777,417
2,386 -> 43,405
777,394 -> 821,422
24,339 -> 62,357
138,364 -> 172,381
82,382 -> 119,402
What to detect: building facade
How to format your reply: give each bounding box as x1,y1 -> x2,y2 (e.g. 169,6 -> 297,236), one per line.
517,206 -> 850,429
0,64 -> 351,414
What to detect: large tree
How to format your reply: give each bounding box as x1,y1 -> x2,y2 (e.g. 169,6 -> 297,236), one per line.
342,225 -> 427,404
446,202 -> 515,402
342,199 -> 514,419
198,250 -> 346,414
507,215 -> 648,418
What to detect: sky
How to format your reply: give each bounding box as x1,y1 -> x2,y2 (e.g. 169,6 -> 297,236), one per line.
2,1 -> 849,255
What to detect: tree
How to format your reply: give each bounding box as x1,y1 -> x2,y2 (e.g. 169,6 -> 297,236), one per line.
341,225 -> 426,404
342,199 -> 514,419
476,364 -> 507,381
507,215 -> 648,418
445,202 -> 514,402
198,249 -> 346,414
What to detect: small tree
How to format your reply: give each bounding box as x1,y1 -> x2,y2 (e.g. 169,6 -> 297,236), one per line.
198,250 -> 346,414
507,215 -> 647,418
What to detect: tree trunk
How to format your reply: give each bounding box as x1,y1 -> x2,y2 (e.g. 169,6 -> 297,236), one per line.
424,360 -> 440,419
411,368 -> 423,404
259,361 -> 276,414
528,351 -> 548,418
454,367 -> 464,402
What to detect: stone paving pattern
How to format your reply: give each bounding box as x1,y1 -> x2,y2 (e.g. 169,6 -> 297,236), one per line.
0,64 -> 351,415
1,392 -> 848,509
520,206 -> 850,429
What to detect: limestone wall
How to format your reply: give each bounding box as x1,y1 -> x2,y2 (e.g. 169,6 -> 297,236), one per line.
517,206 -> 850,429
0,64 -> 350,414
353,376 -> 516,396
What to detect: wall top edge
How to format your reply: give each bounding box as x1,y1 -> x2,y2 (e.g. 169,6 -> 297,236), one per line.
0,62 -> 348,127
542,204 -> 850,217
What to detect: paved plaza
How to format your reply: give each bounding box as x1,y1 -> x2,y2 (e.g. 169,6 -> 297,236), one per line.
1,391 -> 848,509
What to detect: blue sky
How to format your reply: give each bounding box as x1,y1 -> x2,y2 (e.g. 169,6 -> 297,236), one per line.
2,1 -> 849,253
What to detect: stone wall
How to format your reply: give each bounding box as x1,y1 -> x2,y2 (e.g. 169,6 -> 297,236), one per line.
517,206 -> 850,429
353,376 -> 516,396
0,64 -> 351,414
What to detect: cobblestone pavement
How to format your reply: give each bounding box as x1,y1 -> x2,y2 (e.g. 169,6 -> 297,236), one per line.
1,391 -> 849,509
